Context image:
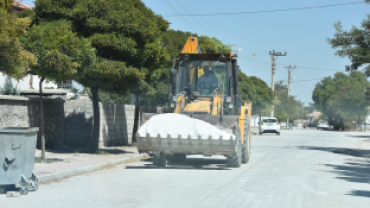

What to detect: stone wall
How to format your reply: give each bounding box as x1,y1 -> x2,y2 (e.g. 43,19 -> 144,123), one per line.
0,95 -> 64,148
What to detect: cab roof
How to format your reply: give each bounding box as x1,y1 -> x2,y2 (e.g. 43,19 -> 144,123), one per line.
179,53 -> 235,59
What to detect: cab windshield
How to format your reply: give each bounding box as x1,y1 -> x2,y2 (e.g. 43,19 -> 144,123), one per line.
179,59 -> 229,96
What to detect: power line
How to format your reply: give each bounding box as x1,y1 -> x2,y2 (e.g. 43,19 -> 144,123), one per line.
292,82 -> 314,90
184,0 -> 226,40
271,78 -> 324,83
174,0 -> 213,36
164,1 -> 365,17
290,78 -> 324,83
295,66 -> 337,71
239,57 -> 340,71
164,0 -> 197,31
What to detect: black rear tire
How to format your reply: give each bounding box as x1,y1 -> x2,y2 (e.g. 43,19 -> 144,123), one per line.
167,153 -> 186,163
242,120 -> 251,164
242,141 -> 250,164
226,144 -> 242,167
0,186 -> 6,194
149,151 -> 166,166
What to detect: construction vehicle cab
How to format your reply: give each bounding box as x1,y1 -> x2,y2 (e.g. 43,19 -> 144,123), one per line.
169,53 -> 242,116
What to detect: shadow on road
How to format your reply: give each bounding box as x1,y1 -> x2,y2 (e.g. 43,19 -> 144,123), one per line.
328,162 -> 370,198
348,135 -> 370,138
299,145 -> 370,198
298,146 -> 370,158
44,147 -> 135,155
347,135 -> 370,143
126,158 -> 231,170
348,190 -> 370,197
325,162 -> 370,184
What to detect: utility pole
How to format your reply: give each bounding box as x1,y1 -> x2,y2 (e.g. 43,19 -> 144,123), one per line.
285,65 -> 296,97
269,50 -> 287,117
228,44 -> 236,56
285,65 -> 296,129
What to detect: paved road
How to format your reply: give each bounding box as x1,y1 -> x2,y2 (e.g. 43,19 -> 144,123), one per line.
2,129 -> 370,208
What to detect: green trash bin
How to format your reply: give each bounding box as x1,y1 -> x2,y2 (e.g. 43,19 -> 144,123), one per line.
0,127 -> 39,195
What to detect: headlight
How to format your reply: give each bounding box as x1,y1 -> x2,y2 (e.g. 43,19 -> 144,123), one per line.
226,97 -> 232,102
172,96 -> 177,102
229,104 -> 234,108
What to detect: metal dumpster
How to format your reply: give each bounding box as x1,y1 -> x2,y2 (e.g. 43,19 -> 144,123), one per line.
0,127 -> 39,195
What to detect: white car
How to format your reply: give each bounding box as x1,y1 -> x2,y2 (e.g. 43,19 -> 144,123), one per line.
259,117 -> 281,135
317,120 -> 329,130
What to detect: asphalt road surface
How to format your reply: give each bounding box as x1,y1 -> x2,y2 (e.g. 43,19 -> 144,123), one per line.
2,129 -> 370,208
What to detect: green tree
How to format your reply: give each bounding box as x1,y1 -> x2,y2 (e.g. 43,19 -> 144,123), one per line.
327,0 -> 370,76
237,71 -> 274,115
274,80 -> 302,123
249,76 -> 274,114
34,0 -> 171,150
21,19 -> 96,160
312,71 -> 370,130
0,0 -> 37,78
238,71 -> 256,103
84,87 -> 132,104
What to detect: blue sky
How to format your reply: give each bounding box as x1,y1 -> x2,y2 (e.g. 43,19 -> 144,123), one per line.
22,0 -> 370,105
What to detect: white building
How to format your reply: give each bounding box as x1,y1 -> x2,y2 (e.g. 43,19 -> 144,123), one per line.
0,73 -> 61,90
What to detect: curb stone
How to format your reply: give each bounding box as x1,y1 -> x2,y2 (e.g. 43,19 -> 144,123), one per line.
38,154 -> 148,184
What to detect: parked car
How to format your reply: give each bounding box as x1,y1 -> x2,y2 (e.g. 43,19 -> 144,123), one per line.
317,120 -> 329,130
260,117 -> 281,135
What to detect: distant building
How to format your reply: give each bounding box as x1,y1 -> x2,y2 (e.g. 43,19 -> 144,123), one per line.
294,119 -> 306,127
306,111 -> 322,127
12,0 -> 32,11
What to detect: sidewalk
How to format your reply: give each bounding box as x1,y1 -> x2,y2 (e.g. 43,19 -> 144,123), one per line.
34,146 -> 147,183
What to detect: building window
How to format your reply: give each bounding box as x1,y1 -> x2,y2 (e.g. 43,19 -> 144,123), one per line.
58,80 -> 72,90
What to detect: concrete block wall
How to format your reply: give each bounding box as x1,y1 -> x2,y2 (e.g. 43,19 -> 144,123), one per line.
99,103 -> 135,146
64,101 -> 136,148
64,101 -> 93,147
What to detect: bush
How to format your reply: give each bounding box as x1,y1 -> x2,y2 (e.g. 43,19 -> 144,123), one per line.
0,76 -> 20,96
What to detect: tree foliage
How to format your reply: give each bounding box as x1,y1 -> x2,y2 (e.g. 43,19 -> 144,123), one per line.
327,0 -> 370,76
274,80 -> 306,122
312,71 -> 370,129
0,0 -> 37,78
21,20 -> 96,82
238,71 -> 274,114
